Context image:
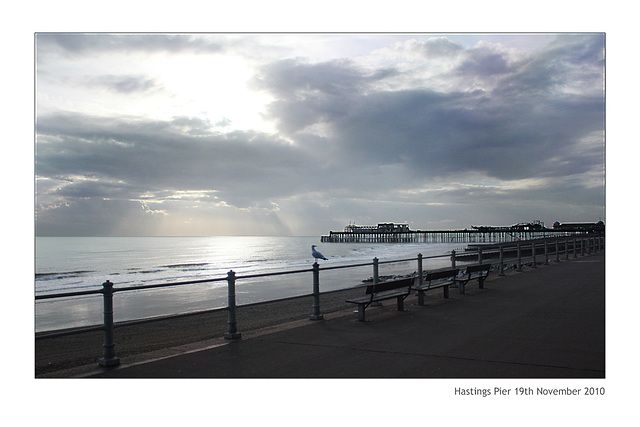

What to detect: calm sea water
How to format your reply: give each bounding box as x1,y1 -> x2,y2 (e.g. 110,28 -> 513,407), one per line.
35,236 -> 463,332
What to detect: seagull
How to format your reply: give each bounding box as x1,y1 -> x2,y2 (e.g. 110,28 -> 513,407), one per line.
311,245 -> 328,261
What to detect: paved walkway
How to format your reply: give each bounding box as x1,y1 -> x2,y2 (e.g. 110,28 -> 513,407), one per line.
90,252 -> 605,378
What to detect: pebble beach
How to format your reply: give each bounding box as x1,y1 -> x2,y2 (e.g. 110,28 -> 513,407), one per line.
35,287 -> 364,377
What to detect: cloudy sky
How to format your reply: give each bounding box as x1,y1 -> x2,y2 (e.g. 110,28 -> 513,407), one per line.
35,33 -> 605,237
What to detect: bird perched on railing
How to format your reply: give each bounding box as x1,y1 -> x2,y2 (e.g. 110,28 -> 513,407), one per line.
311,245 -> 328,261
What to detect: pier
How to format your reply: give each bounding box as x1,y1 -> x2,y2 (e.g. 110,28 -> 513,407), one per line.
320,221 -> 605,243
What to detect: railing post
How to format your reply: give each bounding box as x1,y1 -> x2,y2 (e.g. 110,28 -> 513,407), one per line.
309,262 -> 324,320
373,257 -> 379,285
498,245 -> 505,276
417,253 -> 425,305
531,242 -> 537,268
555,239 -> 560,262
224,270 -> 241,340
370,257 -> 382,306
517,243 -> 522,271
478,248 -> 483,264
99,280 -> 120,367
450,250 -> 456,269
417,253 -> 424,288
565,237 -> 570,260
544,239 -> 549,265
573,237 -> 578,258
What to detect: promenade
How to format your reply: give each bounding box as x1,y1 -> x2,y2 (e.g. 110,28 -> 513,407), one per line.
88,252 -> 605,378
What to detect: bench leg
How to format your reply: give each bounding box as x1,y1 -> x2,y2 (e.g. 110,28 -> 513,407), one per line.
443,286 -> 449,299
397,296 -> 405,311
417,290 -> 425,306
357,304 -> 366,322
459,281 -> 466,295
478,278 -> 485,289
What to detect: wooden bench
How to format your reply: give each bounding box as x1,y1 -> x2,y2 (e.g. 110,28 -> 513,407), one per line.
346,277 -> 414,322
455,263 -> 491,294
412,268 -> 459,305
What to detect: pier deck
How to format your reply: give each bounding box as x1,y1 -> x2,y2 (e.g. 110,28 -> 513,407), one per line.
322,228 -> 585,243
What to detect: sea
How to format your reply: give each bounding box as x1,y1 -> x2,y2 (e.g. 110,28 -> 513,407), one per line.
35,236 -> 464,332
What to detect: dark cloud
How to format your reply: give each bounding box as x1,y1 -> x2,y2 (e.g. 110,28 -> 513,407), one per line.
254,36 -> 604,185
457,46 -> 512,76
495,34 -> 604,98
398,37 -> 464,59
35,33 -> 226,57
54,180 -> 137,199
253,58 -> 367,98
35,112 -> 321,210
87,74 -> 160,94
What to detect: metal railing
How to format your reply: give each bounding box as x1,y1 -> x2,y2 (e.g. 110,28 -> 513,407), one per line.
35,233 -> 604,368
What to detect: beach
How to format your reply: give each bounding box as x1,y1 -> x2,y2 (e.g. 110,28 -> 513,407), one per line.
36,287 -> 364,377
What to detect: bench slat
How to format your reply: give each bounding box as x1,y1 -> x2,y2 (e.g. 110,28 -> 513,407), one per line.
366,277 -> 413,294
413,279 -> 455,291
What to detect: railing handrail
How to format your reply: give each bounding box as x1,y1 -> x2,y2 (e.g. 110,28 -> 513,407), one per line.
35,275 -> 229,301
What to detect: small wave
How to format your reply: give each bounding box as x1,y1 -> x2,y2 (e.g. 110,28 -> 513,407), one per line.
35,270 -> 95,280
161,263 -> 210,269
36,281 -> 97,295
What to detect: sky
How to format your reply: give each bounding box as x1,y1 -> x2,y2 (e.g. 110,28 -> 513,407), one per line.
35,33 -> 605,237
